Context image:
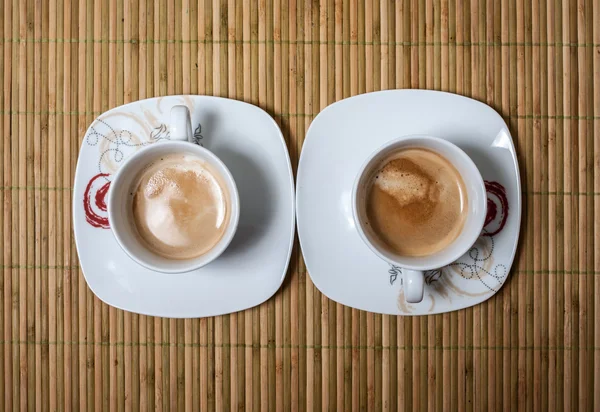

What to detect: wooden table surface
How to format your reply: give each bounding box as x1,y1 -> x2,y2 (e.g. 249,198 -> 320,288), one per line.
1,0 -> 599,410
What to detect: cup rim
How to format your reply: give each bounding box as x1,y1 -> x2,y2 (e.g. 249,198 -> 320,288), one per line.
351,134 -> 487,271
107,141 -> 241,274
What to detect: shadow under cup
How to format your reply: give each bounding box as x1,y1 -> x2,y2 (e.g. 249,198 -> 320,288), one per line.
352,135 -> 487,271
108,141 -> 240,274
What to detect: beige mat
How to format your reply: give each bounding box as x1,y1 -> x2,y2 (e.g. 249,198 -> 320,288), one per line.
0,0 -> 598,410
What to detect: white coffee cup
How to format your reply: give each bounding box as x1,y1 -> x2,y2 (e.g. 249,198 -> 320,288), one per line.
108,105 -> 240,273
351,135 -> 487,303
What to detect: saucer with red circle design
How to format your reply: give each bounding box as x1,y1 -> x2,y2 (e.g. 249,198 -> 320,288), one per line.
296,90 -> 521,315
73,96 -> 295,318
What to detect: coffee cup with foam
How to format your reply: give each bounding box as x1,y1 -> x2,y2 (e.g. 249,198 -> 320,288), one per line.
108,105 -> 240,273
352,135 -> 487,304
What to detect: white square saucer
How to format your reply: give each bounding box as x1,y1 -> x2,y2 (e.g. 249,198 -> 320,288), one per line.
296,90 -> 521,315
73,96 -> 295,318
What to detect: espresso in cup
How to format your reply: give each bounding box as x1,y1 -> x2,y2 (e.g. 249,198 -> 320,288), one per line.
131,153 -> 231,260
364,148 -> 468,257
353,135 -> 487,303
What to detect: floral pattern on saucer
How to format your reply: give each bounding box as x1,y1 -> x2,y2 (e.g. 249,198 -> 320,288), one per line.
81,107 -> 204,230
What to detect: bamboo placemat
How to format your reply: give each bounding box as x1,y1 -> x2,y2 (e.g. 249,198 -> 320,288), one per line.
1,0 -> 599,410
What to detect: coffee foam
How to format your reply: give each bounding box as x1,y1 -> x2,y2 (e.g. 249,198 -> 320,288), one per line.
374,163 -> 437,207
132,154 -> 229,259
365,148 -> 467,257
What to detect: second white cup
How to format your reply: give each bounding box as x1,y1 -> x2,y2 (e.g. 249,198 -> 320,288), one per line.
351,135 -> 487,303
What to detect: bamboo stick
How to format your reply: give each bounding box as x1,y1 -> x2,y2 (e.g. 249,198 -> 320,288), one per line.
531,0 -> 543,410
33,0 -> 44,409
48,0 -> 57,408
576,0 -> 588,410
561,1 -> 572,410
303,0 -> 314,409
17,0 -> 28,409
76,0 -> 88,408
62,0 -> 72,407
288,0 -> 299,409
0,0 -> 6,406
26,0 -> 39,404
273,0 -> 285,407
594,0 -> 600,409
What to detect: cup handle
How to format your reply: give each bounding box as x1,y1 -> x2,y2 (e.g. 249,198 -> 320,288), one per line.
170,105 -> 193,142
403,269 -> 424,303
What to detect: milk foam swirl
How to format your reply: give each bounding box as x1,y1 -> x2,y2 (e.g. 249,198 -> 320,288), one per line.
132,154 -> 230,259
